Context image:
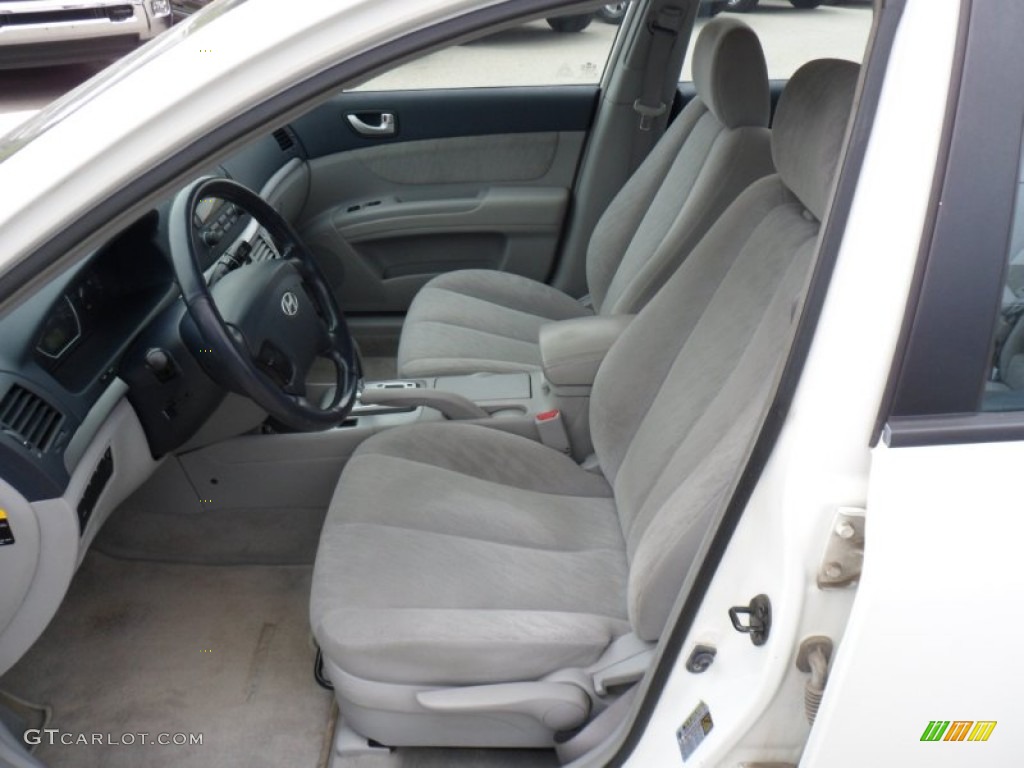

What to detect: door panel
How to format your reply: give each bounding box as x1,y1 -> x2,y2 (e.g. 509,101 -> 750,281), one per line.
290,87 -> 598,314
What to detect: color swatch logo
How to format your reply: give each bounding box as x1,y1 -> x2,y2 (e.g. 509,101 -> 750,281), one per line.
920,721 -> 996,742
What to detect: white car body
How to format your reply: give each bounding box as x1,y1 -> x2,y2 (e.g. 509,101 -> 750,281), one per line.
0,0 -> 1019,766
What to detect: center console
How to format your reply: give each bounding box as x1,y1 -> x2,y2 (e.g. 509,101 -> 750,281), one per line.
345,314 -> 635,461
347,371 -> 582,455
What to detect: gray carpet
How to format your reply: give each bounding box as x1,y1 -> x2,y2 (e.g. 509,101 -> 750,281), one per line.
95,505 -> 327,565
1,553 -> 333,768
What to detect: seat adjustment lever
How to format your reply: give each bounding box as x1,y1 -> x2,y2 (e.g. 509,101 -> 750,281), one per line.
416,682 -> 589,731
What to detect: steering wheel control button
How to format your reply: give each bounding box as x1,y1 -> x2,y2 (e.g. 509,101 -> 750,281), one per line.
281,291 -> 300,317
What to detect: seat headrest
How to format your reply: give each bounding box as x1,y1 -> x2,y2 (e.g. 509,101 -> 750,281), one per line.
772,59 -> 861,221
692,18 -> 769,129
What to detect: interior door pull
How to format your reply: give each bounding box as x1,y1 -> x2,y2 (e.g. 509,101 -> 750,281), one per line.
347,112 -> 396,137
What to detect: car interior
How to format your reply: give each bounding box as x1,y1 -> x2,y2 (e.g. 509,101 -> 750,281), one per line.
0,3 -> 872,767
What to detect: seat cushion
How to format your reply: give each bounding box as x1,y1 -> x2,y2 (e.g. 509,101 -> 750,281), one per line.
397,270 -> 591,378
310,423 -> 630,686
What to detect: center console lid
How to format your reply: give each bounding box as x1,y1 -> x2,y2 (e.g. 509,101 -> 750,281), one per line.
539,314 -> 634,388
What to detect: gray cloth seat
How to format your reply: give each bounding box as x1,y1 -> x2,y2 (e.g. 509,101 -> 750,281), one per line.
397,17 -> 774,378
311,422 -> 629,687
394,269 -> 593,376
312,59 -> 861,749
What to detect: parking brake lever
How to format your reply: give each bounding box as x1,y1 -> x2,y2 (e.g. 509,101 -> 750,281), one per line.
357,388 -> 488,420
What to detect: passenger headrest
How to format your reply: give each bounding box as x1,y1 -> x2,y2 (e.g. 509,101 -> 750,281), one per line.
772,59 -> 861,221
692,18 -> 769,129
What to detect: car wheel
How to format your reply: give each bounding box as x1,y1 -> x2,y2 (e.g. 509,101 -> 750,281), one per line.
789,0 -> 822,7
724,0 -> 759,11
546,14 -> 594,32
596,3 -> 628,23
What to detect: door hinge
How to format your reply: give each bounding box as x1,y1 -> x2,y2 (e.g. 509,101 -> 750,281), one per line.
817,507 -> 865,589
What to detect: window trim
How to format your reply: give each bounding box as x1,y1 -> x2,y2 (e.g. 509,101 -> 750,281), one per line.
885,0 -> 1024,428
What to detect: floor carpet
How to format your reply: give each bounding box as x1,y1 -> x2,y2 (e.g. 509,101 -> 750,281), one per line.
1,551 -> 558,768
1,553 -> 333,768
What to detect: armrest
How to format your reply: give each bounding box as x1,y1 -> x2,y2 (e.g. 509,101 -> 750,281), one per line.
539,315 -> 634,387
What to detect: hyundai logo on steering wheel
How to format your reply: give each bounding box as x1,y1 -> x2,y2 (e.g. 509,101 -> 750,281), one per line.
281,291 -> 300,317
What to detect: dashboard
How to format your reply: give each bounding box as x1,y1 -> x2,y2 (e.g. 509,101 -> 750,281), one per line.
0,126 -> 305,504
0,124 -> 309,678
33,211 -> 174,392
0,89 -> 358,698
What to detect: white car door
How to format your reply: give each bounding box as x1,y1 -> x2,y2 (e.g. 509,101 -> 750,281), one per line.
802,0 -> 1024,764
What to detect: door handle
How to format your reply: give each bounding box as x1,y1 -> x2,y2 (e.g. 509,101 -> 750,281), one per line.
346,112 -> 396,137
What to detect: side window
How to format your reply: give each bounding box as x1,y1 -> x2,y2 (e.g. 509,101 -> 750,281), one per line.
681,2 -> 873,82
983,151 -> 1024,408
351,8 -> 627,92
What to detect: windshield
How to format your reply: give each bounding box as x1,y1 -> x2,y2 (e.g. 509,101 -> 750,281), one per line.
0,0 -> 249,164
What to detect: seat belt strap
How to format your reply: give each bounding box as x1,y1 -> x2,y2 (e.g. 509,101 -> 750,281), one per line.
633,6 -> 685,131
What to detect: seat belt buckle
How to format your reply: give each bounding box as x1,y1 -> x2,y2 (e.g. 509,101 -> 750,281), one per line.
535,409 -> 571,455
633,98 -> 667,132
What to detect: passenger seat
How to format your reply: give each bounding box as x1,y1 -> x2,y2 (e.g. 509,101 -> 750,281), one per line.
397,18 -> 775,378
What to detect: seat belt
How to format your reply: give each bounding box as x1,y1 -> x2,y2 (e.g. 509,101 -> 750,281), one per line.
633,5 -> 685,132
629,5 -> 685,172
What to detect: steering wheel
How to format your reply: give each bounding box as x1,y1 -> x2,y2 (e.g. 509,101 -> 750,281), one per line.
169,177 -> 359,431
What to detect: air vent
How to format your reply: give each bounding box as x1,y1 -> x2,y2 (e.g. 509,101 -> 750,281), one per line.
272,129 -> 295,153
0,384 -> 64,453
250,234 -> 280,263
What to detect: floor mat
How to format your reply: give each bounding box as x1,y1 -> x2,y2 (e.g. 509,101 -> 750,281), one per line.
0,553 -> 333,768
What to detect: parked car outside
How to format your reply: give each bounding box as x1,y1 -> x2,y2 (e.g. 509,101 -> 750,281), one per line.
725,0 -> 821,11
597,2 -> 631,22
0,0 -> 173,68
558,0 -> 724,30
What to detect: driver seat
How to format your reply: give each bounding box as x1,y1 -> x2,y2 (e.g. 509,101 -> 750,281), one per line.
311,59 -> 860,749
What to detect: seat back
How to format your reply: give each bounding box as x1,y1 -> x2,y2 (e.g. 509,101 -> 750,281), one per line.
587,18 -> 774,316
590,59 -> 861,641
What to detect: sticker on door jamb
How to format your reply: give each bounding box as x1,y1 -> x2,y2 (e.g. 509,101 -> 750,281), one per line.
677,700 -> 713,762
